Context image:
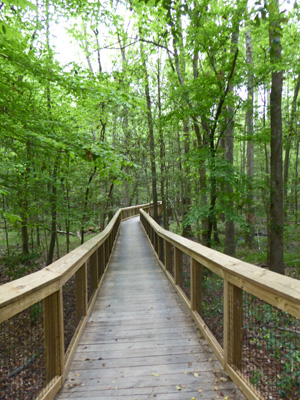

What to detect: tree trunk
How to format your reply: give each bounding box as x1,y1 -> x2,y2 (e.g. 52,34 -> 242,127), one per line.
245,29 -> 255,248
157,56 -> 169,229
269,0 -> 284,274
139,38 -> 158,221
81,166 -> 97,244
46,161 -> 58,266
283,75 -> 300,215
224,31 -> 239,256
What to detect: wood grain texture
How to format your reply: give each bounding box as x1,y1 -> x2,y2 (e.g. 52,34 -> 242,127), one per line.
140,209 -> 300,318
55,217 -> 245,400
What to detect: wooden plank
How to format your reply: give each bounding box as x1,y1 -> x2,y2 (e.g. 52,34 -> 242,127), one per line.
191,258 -> 203,316
174,247 -> 183,287
44,289 -> 64,383
164,240 -> 172,273
56,217 -> 245,400
75,263 -> 87,323
140,209 -> 300,317
224,280 -> 243,369
89,251 -> 98,296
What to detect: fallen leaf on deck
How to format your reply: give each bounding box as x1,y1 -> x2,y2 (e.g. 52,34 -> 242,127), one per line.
152,373 -> 160,377
214,386 -> 219,391
220,377 -> 228,382
74,372 -> 80,377
176,386 -> 182,391
198,386 -> 202,393
194,373 -> 199,377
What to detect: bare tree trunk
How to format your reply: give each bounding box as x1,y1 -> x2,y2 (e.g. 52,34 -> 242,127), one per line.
245,29 -> 255,247
157,56 -> 169,229
269,0 -> 284,274
283,75 -> 300,215
46,160 -> 58,265
139,37 -> 158,220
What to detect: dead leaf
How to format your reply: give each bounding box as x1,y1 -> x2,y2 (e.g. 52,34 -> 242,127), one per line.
194,372 -> 199,377
220,377 -> 228,382
74,372 -> 80,377
152,373 -> 160,377
176,386 -> 182,391
214,385 -> 219,391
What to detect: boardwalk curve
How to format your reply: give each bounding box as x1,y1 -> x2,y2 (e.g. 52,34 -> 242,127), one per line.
55,217 -> 245,400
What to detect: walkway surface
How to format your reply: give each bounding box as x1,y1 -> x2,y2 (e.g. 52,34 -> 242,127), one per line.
56,217 -> 245,400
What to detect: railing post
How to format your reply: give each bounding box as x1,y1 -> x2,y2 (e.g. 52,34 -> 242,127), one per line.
164,240 -> 172,273
44,289 -> 64,383
174,247 -> 183,287
158,236 -> 163,262
98,244 -> 105,279
224,280 -> 243,370
75,262 -> 87,323
90,251 -> 98,295
105,238 -> 109,265
191,259 -> 203,316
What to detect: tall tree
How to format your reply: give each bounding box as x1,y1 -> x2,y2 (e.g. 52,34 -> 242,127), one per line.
245,29 -> 255,248
269,0 -> 284,274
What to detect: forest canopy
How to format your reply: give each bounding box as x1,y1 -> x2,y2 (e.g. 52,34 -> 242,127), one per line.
0,0 -> 299,276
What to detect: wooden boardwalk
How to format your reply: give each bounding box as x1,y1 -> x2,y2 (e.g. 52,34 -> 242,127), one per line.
56,217 -> 245,400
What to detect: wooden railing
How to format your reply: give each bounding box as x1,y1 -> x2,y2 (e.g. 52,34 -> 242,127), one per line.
140,209 -> 300,400
0,203 -> 156,400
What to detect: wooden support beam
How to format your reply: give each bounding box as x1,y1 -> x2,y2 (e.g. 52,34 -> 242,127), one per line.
191,259 -> 203,316
105,239 -> 109,265
164,240 -> 172,274
158,236 -> 164,263
89,251 -> 98,296
175,247 -> 183,288
224,280 -> 243,369
98,244 -> 105,280
44,290 -> 64,383
75,263 -> 87,324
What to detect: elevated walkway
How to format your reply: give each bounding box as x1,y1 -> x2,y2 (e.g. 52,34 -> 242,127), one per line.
55,217 -> 244,399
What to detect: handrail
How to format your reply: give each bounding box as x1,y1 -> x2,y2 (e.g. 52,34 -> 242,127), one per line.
140,209 -> 300,400
0,202 -> 157,400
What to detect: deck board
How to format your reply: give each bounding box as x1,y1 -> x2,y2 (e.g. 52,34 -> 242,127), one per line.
55,217 -> 245,400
